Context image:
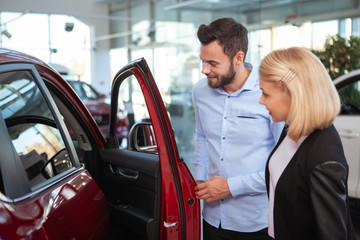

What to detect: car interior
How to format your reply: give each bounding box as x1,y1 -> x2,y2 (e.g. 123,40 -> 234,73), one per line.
46,77 -> 162,240
0,69 -> 77,198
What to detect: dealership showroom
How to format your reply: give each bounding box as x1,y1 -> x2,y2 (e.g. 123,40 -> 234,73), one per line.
1,0 -> 360,239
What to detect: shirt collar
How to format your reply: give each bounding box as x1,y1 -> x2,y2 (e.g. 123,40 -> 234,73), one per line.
215,62 -> 258,96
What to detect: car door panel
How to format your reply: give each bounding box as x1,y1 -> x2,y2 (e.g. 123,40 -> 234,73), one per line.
101,58 -> 200,239
99,148 -> 161,239
8,170 -> 110,240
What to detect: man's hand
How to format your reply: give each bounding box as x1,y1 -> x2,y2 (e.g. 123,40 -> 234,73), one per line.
194,176 -> 231,203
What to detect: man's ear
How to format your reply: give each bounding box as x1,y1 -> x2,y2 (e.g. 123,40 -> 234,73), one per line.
233,51 -> 245,65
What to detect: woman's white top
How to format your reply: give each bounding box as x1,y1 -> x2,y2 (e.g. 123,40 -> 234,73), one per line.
268,135 -> 307,238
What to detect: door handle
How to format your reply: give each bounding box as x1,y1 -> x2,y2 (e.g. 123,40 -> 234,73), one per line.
108,164 -> 139,180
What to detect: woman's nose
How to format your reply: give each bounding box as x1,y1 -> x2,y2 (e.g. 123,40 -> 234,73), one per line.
259,94 -> 265,105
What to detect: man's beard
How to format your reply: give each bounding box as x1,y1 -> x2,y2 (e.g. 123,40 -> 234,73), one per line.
207,64 -> 236,89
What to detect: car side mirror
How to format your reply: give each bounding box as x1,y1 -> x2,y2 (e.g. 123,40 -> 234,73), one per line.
40,148 -> 73,179
128,122 -> 158,153
41,159 -> 56,179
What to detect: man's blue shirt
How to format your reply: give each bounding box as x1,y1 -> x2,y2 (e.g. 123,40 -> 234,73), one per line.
192,63 -> 284,232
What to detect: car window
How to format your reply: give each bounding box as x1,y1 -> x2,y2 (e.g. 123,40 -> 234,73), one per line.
81,82 -> 100,99
0,70 -> 73,192
120,77 -> 151,148
338,79 -> 360,115
68,81 -> 85,99
166,96 -> 195,169
68,81 -> 100,100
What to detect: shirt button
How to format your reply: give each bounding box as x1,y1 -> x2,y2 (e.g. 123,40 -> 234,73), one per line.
227,96 -> 230,98
222,137 -> 225,140
224,116 -> 227,119
220,158 -> 223,161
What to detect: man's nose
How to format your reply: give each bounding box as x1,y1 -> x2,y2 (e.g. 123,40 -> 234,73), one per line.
202,62 -> 210,74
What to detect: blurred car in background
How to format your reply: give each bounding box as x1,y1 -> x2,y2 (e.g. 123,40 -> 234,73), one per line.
65,79 -> 129,144
51,64 -> 129,144
333,69 -> 360,209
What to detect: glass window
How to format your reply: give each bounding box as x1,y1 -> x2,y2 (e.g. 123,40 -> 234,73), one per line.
248,29 -> 272,66
353,17 -> 360,37
272,23 -> 312,51
339,18 -> 352,39
0,70 -> 73,190
166,95 -> 195,173
118,77 -> 150,149
312,20 -> 338,50
338,79 -> 360,115
0,12 -> 91,84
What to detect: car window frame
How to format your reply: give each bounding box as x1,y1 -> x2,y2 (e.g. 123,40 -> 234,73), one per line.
335,71 -> 360,116
0,63 -> 82,200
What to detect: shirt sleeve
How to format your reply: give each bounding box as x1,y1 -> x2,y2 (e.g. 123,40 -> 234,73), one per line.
227,118 -> 284,197
192,88 -> 208,181
227,171 -> 267,197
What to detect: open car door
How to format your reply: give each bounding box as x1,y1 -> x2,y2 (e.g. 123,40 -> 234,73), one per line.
98,58 -> 200,239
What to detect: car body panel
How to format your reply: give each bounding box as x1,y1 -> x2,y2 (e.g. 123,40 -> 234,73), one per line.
0,170 -> 110,240
334,116 -> 360,197
334,69 -> 360,201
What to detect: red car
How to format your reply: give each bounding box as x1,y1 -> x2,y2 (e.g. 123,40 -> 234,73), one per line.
0,47 -> 200,239
65,79 -> 129,144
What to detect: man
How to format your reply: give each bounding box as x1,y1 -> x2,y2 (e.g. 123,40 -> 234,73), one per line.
192,18 -> 284,240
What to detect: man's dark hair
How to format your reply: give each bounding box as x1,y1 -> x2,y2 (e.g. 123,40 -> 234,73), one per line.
197,18 -> 248,61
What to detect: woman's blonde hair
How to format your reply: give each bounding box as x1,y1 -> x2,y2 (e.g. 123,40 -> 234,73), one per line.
259,47 -> 340,141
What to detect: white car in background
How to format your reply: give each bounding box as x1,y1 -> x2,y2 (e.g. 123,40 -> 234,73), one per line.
333,69 -> 360,208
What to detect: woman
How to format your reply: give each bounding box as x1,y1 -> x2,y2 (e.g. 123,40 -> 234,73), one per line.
258,47 -> 356,240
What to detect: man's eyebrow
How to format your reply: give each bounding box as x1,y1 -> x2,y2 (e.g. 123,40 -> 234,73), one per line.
200,58 -> 220,65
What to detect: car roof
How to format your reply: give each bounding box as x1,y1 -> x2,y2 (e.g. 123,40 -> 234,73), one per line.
0,47 -> 60,76
333,69 -> 360,85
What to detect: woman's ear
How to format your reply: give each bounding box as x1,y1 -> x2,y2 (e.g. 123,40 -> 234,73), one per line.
233,51 -> 245,65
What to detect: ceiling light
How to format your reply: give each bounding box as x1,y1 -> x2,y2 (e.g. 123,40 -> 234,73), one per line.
65,22 -> 74,32
1,29 -> 12,39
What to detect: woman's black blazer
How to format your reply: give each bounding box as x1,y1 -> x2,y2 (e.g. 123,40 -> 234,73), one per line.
265,124 -> 356,240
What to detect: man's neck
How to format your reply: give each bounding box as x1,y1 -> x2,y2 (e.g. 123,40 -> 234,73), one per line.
223,64 -> 251,95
